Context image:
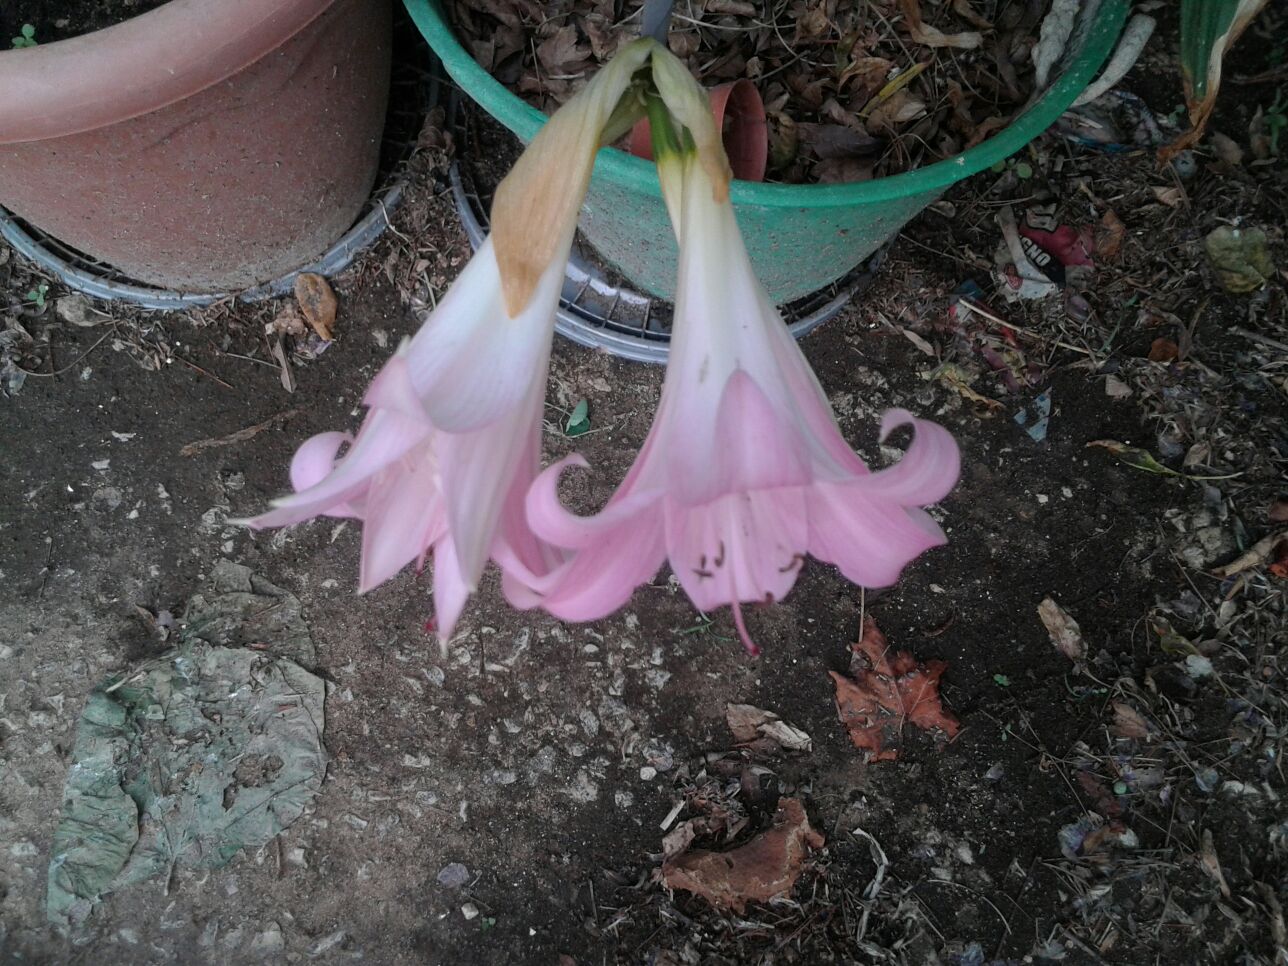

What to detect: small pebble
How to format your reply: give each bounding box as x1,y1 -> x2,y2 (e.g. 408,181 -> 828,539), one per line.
436,862 -> 470,889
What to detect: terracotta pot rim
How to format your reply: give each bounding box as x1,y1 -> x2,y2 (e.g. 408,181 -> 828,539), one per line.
0,0 -> 338,144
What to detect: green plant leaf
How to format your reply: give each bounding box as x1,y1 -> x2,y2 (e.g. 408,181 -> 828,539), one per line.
564,399 -> 591,437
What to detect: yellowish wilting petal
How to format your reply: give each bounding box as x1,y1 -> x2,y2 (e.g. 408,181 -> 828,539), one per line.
491,37 -> 656,317
648,46 -> 732,201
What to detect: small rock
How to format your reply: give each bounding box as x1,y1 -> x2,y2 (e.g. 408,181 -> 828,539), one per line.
437,862 -> 471,889
1184,654 -> 1214,679
564,769 -> 600,803
250,923 -> 285,956
309,930 -> 348,958
55,294 -> 105,327
91,486 -> 123,511
461,903 -> 480,921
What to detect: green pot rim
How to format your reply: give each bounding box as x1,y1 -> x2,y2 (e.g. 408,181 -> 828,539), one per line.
405,0 -> 1129,206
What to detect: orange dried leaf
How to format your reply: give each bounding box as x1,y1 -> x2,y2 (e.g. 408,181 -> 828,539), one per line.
294,273 -> 337,341
831,617 -> 960,761
1148,338 -> 1180,362
1097,210 -> 1126,261
1269,540 -> 1288,579
661,798 -> 823,913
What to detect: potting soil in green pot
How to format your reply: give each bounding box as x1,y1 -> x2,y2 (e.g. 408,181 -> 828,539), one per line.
406,0 -> 1129,303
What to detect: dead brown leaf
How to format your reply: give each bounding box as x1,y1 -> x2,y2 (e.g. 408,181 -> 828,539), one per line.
831,616 -> 960,762
1038,597 -> 1085,662
1076,770 -> 1122,817
661,798 -> 823,913
1151,185 -> 1186,208
1148,338 -> 1180,362
838,56 -> 895,95
1200,829 -> 1232,899
1210,131 -> 1244,165
1096,210 -> 1126,261
1270,542 -> 1288,580
1110,701 -> 1152,740
1269,499 -> 1288,523
963,115 -> 1007,149
793,3 -> 831,43
536,24 -> 590,75
866,89 -> 927,134
269,337 -> 296,394
1211,530 -> 1288,578
294,273 -> 338,341
951,0 -> 993,30
898,0 -> 983,49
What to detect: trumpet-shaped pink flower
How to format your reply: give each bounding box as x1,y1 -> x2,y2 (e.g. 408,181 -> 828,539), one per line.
521,150 -> 960,653
241,40 -> 659,642
241,237 -> 564,640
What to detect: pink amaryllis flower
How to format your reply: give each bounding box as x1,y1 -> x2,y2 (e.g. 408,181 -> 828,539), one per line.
241,40 -> 658,642
519,51 -> 961,653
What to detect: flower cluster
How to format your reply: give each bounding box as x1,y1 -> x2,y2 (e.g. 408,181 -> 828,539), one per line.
243,40 -> 960,655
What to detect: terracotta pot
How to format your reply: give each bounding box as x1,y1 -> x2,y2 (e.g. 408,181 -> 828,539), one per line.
628,79 -> 768,182
0,0 -> 391,292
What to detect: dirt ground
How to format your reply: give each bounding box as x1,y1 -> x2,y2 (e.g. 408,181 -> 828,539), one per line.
2,13 -> 1287,966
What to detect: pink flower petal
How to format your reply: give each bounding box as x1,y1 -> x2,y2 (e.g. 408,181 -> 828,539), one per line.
357,451 -> 447,593
859,409 -> 961,505
289,432 -> 352,492
664,487 -> 808,611
532,520 -> 668,622
702,370 -> 811,494
438,411 -> 539,588
431,534 -> 472,643
405,240 -> 560,434
526,455 -> 665,549
807,484 -> 946,587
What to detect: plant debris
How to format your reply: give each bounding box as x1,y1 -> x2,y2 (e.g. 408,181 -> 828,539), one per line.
1038,596 -> 1084,662
1203,225 -> 1276,293
724,703 -> 812,754
830,615 -> 959,761
448,0 -> 1061,183
661,798 -> 823,913
294,273 -> 339,341
179,408 -> 302,458
46,563 -> 327,926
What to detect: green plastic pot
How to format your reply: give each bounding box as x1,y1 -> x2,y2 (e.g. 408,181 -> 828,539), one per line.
407,0 -> 1129,303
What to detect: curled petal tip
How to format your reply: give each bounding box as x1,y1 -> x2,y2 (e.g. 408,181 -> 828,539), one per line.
878,408 -> 916,442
